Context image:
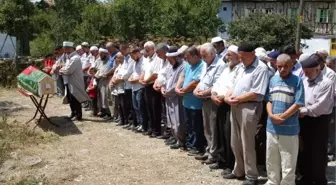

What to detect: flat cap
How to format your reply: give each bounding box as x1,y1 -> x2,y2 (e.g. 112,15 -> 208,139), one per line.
268,51 -> 280,59
300,56 -> 320,68
238,43 -> 255,52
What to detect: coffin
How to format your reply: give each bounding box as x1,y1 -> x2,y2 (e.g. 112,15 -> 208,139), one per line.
17,66 -> 56,97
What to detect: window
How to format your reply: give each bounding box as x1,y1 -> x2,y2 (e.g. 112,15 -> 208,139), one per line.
333,9 -> 336,23
287,8 -> 298,18
244,8 -> 257,16
316,9 -> 329,23
262,8 -> 274,14
223,7 -> 227,11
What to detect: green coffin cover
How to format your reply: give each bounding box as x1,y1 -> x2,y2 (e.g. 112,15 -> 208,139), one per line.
17,70 -> 47,96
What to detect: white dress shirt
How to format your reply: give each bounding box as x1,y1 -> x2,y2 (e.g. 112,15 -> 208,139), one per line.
321,65 -> 336,106
119,55 -> 134,90
143,54 -> 164,84
212,63 -> 241,96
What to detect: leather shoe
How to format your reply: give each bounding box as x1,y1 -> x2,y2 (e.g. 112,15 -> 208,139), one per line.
223,173 -> 245,180
188,149 -> 202,156
143,131 -> 152,136
242,179 -> 257,185
202,158 -> 216,165
156,135 -> 170,140
209,163 -> 223,170
170,143 -> 181,149
221,168 -> 233,176
195,154 -> 208,161
165,139 -> 177,146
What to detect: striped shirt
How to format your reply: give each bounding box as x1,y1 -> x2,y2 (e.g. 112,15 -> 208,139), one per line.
267,73 -> 305,135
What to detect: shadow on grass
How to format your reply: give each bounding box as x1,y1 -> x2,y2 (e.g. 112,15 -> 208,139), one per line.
35,116 -> 82,136
0,101 -> 28,116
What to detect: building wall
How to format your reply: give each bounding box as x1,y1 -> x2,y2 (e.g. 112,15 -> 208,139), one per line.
220,0 -> 336,36
0,33 -> 16,58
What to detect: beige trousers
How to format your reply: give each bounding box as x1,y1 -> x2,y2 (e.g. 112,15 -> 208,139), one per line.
265,132 -> 299,185
231,102 -> 262,180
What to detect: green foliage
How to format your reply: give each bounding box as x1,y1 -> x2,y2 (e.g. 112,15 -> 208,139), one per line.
30,33 -> 55,57
0,0 -> 35,55
0,0 -> 221,57
228,13 -> 314,50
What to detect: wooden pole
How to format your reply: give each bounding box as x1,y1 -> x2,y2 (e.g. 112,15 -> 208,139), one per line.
295,0 -> 304,52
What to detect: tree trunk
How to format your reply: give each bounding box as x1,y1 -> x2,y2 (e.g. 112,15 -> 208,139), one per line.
16,33 -> 30,56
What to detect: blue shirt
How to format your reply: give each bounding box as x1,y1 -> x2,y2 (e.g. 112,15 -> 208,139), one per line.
267,73 -> 305,135
106,51 -> 118,72
182,61 -> 204,110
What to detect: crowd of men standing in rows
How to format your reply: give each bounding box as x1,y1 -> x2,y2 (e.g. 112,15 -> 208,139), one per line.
43,38 -> 336,185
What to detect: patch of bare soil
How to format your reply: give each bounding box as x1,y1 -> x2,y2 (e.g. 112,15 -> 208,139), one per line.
0,89 -> 335,185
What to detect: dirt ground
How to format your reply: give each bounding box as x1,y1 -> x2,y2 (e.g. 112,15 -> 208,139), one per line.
0,89 -> 335,185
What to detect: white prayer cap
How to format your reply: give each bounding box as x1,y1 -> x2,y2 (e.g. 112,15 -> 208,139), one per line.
255,47 -> 267,58
227,45 -> 238,54
178,45 -> 188,54
211,37 -> 223,44
90,46 -> 98,51
81,42 -> 89,47
63,41 -> 74,48
99,48 -> 109,54
76,45 -> 82,51
316,48 -> 329,56
299,53 -> 311,62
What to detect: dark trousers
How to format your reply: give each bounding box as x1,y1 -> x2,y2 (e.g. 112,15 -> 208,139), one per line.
161,97 -> 170,135
56,76 -> 65,96
133,88 -> 148,130
84,76 -> 89,89
299,115 -> 330,185
217,103 -> 234,169
90,97 -> 98,115
144,84 -> 162,135
117,93 -> 127,125
65,84 -> 82,119
328,107 -> 336,156
124,89 -> 135,126
255,101 -> 267,167
185,107 -> 205,152
112,95 -> 119,118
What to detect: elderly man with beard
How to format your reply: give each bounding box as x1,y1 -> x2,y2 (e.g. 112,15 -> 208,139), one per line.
58,41 -> 89,121
95,48 -> 113,120
210,45 -> 240,173
211,37 -> 227,62
160,46 -> 186,149
193,43 -> 226,165
298,56 -> 334,185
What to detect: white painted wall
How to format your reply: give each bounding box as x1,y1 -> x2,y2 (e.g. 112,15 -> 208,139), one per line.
301,38 -> 330,54
0,33 -> 16,58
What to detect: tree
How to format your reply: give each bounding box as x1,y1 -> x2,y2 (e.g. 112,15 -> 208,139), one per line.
228,13 -> 313,50
0,0 -> 35,56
